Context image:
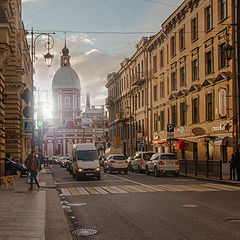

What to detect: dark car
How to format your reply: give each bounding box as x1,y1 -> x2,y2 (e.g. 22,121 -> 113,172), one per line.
4,155 -> 27,177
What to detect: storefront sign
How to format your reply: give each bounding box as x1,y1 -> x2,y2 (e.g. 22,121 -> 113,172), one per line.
219,89 -> 227,117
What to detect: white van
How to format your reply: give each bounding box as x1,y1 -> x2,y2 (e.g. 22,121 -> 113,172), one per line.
72,143 -> 101,180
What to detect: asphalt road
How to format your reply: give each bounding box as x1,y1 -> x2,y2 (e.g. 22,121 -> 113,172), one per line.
52,165 -> 240,240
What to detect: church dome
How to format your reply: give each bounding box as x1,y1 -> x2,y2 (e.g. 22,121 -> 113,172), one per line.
52,66 -> 81,90
52,43 -> 81,90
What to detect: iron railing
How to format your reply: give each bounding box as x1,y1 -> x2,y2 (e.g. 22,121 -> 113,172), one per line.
179,160 -> 223,180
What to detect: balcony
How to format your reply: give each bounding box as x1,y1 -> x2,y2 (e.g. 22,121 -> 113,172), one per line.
132,74 -> 147,86
105,96 -> 114,106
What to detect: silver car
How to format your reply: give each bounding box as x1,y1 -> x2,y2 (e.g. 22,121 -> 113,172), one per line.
145,153 -> 179,177
130,151 -> 155,173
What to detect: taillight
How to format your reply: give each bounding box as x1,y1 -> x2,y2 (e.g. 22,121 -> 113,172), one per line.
141,159 -> 144,164
175,161 -> 179,165
158,161 -> 165,165
110,160 -> 116,163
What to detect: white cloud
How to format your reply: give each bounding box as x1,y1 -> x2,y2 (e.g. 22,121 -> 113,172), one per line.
33,34 -> 124,107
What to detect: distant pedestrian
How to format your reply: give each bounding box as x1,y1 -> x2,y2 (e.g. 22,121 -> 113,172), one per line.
229,153 -> 236,180
234,150 -> 240,181
26,151 -> 40,190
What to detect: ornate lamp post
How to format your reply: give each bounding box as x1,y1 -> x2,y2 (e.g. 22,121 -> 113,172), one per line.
224,26 -> 238,150
31,28 -> 55,152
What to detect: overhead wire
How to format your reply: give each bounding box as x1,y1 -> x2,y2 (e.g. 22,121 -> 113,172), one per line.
142,0 -> 178,7
23,0 -> 69,20
29,0 -> 111,26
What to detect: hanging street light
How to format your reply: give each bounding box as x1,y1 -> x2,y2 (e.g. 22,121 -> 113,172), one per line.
224,42 -> 234,61
30,28 -> 55,152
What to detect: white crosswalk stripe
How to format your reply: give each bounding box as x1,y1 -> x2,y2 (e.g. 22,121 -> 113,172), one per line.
93,186 -> 110,194
60,183 -> 240,196
76,187 -> 90,195
109,186 -> 128,193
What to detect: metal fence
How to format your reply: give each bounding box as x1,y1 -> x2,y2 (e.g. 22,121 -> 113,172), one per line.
179,160 -> 223,180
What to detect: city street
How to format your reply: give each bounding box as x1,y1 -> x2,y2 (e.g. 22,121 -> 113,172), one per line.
53,165 -> 240,240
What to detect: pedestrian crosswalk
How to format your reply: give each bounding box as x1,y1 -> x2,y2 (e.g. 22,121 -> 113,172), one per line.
60,183 -> 240,196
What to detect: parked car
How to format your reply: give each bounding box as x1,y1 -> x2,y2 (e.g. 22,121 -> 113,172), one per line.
130,151 -> 155,173
145,153 -> 179,177
4,154 -> 27,177
104,154 -> 128,174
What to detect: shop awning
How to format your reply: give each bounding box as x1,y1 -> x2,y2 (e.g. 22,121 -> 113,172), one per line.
175,140 -> 185,150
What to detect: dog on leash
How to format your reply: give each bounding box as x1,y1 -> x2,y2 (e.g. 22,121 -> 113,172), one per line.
0,171 -> 20,190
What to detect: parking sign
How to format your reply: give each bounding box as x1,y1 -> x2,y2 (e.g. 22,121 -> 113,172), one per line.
167,124 -> 174,132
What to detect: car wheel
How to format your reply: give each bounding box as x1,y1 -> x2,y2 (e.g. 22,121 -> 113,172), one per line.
104,167 -> 107,173
109,167 -> 113,174
154,167 -> 160,177
130,165 -> 134,172
146,167 -> 149,175
137,166 -> 141,173
125,169 -> 128,174
174,172 -> 179,177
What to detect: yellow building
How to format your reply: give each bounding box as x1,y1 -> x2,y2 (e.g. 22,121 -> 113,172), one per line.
0,0 -> 31,175
106,0 -> 235,163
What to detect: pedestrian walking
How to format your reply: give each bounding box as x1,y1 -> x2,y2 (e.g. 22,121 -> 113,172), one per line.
234,149 -> 240,181
26,151 -> 40,190
229,153 -> 236,180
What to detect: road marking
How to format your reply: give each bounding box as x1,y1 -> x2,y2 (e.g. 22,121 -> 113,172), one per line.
76,187 -> 90,195
126,185 -> 147,192
109,186 -> 128,193
93,187 -> 109,194
69,188 -> 81,195
59,183 -> 240,196
205,183 -> 240,191
188,184 -> 218,191
161,184 -> 185,191
101,186 -> 119,194
61,188 -> 71,196
133,185 -> 157,192
85,187 -> 100,195
119,185 -> 138,193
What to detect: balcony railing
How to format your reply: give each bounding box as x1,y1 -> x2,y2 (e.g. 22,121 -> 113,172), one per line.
105,96 -> 113,106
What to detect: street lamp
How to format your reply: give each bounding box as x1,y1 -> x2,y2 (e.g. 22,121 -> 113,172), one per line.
30,28 -> 55,152
223,25 -> 239,150
224,42 -> 234,61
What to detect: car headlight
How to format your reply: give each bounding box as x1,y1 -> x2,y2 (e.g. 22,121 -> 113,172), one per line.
78,168 -> 84,172
96,167 -> 100,171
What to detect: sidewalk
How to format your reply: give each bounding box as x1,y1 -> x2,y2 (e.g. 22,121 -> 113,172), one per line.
0,166 -> 72,240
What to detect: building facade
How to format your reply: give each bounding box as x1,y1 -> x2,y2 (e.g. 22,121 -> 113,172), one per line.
0,0 -> 31,176
106,0 -> 237,162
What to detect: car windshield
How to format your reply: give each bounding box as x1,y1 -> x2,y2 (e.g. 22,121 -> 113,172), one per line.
143,153 -> 154,160
77,150 -> 98,161
113,156 -> 125,160
160,154 -> 177,160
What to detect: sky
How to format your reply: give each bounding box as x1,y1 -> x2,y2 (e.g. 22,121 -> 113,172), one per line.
22,0 -> 182,115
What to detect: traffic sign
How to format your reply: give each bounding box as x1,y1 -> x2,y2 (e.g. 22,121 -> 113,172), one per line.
167,124 -> 174,132
23,120 -> 33,135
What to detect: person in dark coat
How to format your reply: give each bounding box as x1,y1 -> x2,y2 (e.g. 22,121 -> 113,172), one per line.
234,150 -> 240,181
26,151 -> 40,190
229,153 -> 236,180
